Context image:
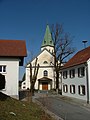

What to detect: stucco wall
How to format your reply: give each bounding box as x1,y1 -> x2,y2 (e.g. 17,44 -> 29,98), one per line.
26,67 -> 30,89
25,49 -> 55,90
87,59 -> 90,102
62,64 -> 87,101
0,58 -> 19,99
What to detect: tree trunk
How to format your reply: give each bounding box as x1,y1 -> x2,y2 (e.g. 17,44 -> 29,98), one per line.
56,71 -> 59,92
30,81 -> 34,96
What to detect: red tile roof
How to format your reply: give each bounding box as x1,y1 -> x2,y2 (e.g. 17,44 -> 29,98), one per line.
0,40 -> 27,57
62,46 -> 90,69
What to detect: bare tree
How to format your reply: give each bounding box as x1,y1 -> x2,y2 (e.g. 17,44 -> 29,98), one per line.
29,57 -> 39,96
51,24 -> 75,92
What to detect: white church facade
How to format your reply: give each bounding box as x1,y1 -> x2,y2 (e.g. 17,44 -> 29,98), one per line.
22,25 -> 56,91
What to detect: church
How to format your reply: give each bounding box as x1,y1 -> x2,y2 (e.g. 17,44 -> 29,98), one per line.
21,25 -> 56,91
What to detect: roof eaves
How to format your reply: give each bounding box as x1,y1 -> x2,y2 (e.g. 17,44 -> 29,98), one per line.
61,62 -> 87,70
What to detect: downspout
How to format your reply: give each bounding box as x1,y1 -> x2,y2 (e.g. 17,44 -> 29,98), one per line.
85,63 -> 89,104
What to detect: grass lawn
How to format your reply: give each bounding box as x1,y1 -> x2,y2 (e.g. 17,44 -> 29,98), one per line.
0,92 -> 54,120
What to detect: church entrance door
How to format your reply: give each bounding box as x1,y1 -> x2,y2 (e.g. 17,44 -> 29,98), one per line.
42,82 -> 48,90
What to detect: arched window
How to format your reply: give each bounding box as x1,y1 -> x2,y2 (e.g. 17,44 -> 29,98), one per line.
43,61 -> 48,64
43,70 -> 48,77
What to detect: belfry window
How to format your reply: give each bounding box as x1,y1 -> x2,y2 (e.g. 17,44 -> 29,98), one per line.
44,41 -> 46,44
50,41 -> 52,44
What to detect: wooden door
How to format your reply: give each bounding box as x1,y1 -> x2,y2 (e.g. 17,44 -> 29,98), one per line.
42,83 -> 48,90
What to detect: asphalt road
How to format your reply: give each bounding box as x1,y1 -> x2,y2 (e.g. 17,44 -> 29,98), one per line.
36,96 -> 90,120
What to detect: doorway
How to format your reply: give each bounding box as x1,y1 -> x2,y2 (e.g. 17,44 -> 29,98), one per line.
42,82 -> 48,90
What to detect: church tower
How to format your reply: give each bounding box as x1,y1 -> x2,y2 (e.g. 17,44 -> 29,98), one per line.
41,24 -> 54,53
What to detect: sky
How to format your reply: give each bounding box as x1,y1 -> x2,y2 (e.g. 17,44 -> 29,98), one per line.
0,0 -> 90,80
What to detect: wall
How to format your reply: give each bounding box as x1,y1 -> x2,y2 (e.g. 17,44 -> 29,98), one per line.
26,67 -> 30,89
62,64 -> 87,101
25,49 -> 55,90
0,58 -> 19,99
35,67 -> 55,89
87,59 -> 90,102
21,81 -> 26,90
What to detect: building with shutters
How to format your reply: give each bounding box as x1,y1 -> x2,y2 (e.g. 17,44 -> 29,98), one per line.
61,46 -> 90,103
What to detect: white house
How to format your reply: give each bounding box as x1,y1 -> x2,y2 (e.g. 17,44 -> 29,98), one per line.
0,40 -> 27,99
61,46 -> 90,103
22,25 -> 57,91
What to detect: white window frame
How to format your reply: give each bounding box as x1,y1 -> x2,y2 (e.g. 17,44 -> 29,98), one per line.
69,69 -> 75,78
63,84 -> 68,93
78,85 -> 85,96
70,85 -> 75,94
0,74 -> 6,91
78,67 -> 85,77
0,65 -> 6,73
63,71 -> 68,79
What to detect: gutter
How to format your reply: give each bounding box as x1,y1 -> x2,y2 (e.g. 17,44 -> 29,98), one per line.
85,63 -> 89,104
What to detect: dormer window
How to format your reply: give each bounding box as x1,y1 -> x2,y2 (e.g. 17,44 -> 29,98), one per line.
43,61 -> 48,64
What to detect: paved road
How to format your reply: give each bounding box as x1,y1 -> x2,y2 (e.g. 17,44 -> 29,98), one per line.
36,96 -> 90,120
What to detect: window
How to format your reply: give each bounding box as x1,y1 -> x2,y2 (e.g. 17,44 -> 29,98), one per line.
0,66 -> 2,72
50,41 -> 52,44
23,82 -> 26,85
63,71 -> 67,79
70,85 -> 75,94
52,50 -> 54,53
63,84 -> 68,93
43,70 -> 48,77
69,69 -> 75,78
0,66 -> 6,73
23,86 -> 26,89
44,41 -> 46,44
78,67 -> 85,77
43,61 -> 48,64
78,85 -> 85,95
